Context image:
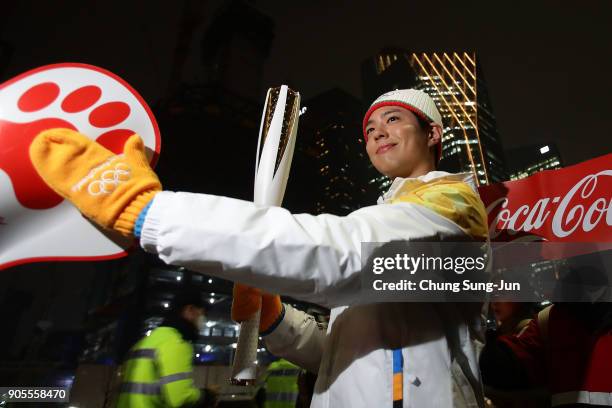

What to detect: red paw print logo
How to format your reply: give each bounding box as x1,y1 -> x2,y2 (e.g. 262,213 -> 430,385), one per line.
0,63 -> 160,210
0,63 -> 160,270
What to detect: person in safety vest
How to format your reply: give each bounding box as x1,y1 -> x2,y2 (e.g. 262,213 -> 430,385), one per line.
262,358 -> 301,408
30,88 -> 489,407
116,288 -> 218,407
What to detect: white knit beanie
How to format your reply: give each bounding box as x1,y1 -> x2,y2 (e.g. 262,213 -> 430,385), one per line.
362,89 -> 443,161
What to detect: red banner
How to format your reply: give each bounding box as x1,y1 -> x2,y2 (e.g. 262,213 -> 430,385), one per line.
478,153 -> 611,243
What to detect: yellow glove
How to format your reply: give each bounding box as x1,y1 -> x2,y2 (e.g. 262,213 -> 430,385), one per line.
29,128 -> 161,236
231,283 -> 283,333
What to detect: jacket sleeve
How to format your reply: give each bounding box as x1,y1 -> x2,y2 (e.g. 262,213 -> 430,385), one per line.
495,317 -> 547,386
262,304 -> 327,374
156,338 -> 201,407
480,311 -> 548,390
140,185 -> 481,307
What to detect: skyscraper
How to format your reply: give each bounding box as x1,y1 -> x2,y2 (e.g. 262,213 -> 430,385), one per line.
156,1 -> 276,199
506,142 -> 563,180
200,0 -> 275,102
362,49 -> 508,186
284,88 -> 379,215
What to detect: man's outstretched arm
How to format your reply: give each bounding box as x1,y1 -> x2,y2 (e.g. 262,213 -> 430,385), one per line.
31,129 -> 481,307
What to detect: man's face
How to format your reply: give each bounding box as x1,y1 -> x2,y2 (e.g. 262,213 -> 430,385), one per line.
182,305 -> 205,330
365,106 -> 437,178
491,301 -> 521,324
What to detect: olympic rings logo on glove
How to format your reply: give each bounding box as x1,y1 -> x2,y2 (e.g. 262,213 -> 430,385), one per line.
87,163 -> 131,196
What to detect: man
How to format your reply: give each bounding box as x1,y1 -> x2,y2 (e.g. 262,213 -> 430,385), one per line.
261,358 -> 301,408
30,89 -> 489,407
117,288 -> 217,407
480,253 -> 612,407
490,301 -> 534,335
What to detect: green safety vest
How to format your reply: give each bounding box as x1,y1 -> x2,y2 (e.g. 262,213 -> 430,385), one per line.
264,359 -> 300,408
117,327 -> 201,408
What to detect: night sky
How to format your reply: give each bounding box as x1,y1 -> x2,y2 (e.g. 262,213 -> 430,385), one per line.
258,0 -> 611,166
2,0 -> 610,166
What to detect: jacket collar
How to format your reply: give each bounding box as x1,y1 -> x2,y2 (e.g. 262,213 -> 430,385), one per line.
377,171 -> 476,204
161,315 -> 199,343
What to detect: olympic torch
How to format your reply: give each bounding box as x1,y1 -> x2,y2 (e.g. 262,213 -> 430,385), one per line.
230,85 -> 300,385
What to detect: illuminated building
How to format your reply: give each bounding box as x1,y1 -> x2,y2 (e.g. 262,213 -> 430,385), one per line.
362,49 -> 508,186
284,88 -> 379,215
506,142 -> 563,180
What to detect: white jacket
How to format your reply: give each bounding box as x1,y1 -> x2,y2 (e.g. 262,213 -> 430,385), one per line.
140,171 -> 488,408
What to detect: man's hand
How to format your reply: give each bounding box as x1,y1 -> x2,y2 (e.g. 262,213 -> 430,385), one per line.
232,283 -> 283,333
29,128 -> 161,236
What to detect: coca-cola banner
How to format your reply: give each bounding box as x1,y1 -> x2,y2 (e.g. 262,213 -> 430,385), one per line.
478,153 -> 611,243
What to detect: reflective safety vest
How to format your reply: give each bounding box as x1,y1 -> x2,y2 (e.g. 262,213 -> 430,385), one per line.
117,327 -> 201,408
264,359 -> 300,408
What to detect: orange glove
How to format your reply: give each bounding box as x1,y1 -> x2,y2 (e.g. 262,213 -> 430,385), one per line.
29,128 -> 161,236
231,283 -> 283,333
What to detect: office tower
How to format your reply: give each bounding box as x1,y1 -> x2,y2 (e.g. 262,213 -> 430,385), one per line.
200,0 -> 275,102
506,142 -> 563,180
362,49 -> 508,186
284,88 -> 380,215
157,1 -> 276,199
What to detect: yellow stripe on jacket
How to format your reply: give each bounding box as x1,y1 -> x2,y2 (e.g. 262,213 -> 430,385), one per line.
389,178 -> 488,240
